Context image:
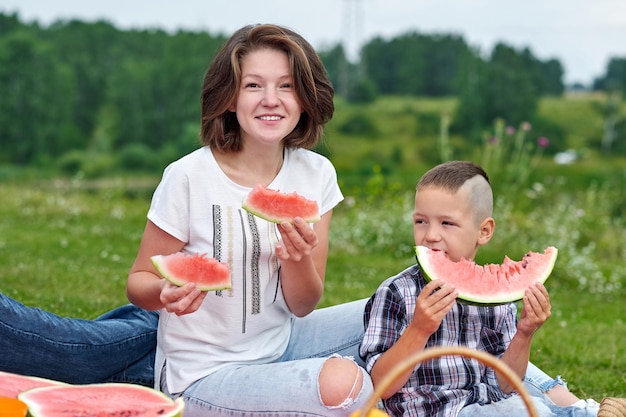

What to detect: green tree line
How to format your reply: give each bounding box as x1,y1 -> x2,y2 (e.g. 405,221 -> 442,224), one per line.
0,12 -> 623,169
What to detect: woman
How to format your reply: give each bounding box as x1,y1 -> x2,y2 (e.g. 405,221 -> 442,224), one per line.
124,24 -> 372,416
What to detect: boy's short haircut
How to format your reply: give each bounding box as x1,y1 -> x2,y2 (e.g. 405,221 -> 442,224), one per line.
417,161 -> 493,224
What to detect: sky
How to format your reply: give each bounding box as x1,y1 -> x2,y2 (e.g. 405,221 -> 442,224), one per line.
1,0 -> 625,86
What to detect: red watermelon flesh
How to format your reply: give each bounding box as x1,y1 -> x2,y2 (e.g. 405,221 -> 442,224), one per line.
151,252 -> 231,291
242,184 -> 321,224
0,371 -> 65,398
18,383 -> 184,417
415,245 -> 558,305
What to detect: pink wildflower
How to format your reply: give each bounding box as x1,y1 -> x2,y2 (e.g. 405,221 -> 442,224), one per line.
521,122 -> 532,132
537,137 -> 549,148
506,126 -> 515,135
489,136 -> 498,145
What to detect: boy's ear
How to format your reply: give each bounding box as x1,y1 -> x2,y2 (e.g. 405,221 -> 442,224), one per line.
478,217 -> 495,245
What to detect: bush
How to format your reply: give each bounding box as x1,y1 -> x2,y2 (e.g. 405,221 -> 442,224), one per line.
57,150 -> 115,178
57,150 -> 85,175
347,78 -> 378,104
338,113 -> 379,138
117,143 -> 161,172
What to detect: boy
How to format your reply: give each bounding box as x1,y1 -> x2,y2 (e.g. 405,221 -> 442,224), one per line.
360,161 -> 558,417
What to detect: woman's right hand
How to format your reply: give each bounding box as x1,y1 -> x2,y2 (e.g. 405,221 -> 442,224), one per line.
160,281 -> 207,316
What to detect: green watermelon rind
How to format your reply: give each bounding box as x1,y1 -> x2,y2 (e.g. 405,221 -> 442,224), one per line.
415,245 -> 558,306
18,383 -> 184,417
151,253 -> 232,292
242,185 -> 321,224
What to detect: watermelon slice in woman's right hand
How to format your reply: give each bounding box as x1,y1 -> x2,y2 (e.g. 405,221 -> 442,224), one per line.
151,252 -> 231,291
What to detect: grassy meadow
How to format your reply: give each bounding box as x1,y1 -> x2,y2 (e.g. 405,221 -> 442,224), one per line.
1,93 -> 624,400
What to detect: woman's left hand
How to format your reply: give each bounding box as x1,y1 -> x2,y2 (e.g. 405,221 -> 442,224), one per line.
275,217 -> 318,262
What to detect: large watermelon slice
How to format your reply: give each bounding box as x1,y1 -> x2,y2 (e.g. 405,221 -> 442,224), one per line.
0,371 -> 65,399
242,184 -> 321,224
18,383 -> 184,417
415,245 -> 558,305
151,252 -> 231,291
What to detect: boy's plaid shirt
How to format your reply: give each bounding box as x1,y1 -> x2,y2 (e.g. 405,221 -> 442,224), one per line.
360,264 -> 518,417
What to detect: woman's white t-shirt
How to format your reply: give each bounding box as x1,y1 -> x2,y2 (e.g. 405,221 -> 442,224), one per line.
148,146 -> 343,393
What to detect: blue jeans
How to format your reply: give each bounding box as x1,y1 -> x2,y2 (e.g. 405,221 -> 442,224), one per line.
457,362 -> 598,417
165,299 -> 375,417
522,362 -> 598,417
0,293 -> 158,386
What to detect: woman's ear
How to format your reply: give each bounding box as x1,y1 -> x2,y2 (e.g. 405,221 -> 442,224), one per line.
228,98 -> 237,113
478,217 -> 495,246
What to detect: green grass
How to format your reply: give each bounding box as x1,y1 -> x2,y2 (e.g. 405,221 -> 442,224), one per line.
537,92 -> 613,150
0,178 -> 155,316
530,291 -> 625,399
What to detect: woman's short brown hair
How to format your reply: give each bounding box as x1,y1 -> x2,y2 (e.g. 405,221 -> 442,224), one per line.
200,24 -> 335,152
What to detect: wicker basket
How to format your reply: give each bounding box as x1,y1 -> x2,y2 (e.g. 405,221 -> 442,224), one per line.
598,397 -> 626,417
352,346 -> 538,417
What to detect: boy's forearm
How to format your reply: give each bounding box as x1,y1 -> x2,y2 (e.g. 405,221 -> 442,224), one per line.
497,333 -> 533,393
370,326 -> 431,399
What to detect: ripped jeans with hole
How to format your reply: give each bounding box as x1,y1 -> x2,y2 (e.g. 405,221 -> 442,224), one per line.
161,299 -> 375,417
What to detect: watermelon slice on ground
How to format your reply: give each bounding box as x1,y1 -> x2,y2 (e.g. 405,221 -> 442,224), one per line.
242,184 -> 321,224
0,371 -> 65,399
151,252 -> 231,291
18,383 -> 184,417
415,245 -> 558,305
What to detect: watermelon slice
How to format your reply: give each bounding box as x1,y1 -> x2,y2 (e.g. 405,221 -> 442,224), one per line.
18,383 -> 184,417
415,245 -> 558,305
0,371 -> 66,399
151,252 -> 231,291
242,184 -> 321,224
